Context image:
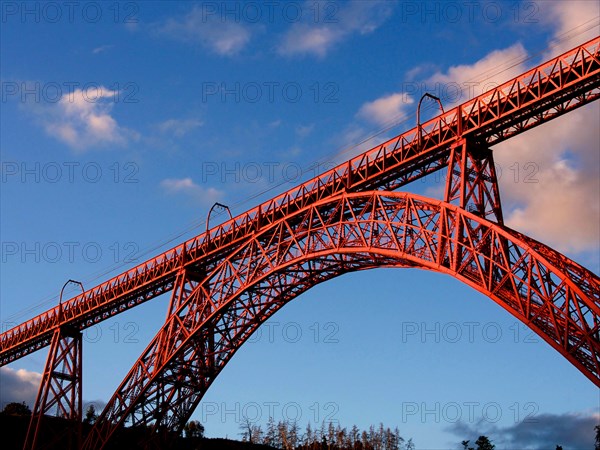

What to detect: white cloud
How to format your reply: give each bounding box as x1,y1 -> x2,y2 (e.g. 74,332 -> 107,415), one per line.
0,367 -> 41,409
157,6 -> 252,56
295,123 -> 314,138
277,0 -> 392,58
327,123 -> 390,163
160,177 -> 224,206
495,104 -> 599,254
424,43 -> 599,254
158,118 -> 203,138
161,177 -> 197,191
446,411 -> 599,449
278,25 -> 336,58
357,93 -> 413,127
35,86 -> 138,151
426,43 -> 528,102
353,18 -> 599,255
92,45 -> 113,54
356,42 -> 527,128
541,1 -> 600,55
0,366 -> 109,415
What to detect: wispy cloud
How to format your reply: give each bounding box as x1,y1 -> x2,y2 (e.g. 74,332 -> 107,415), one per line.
354,35 -> 598,255
92,45 -> 113,54
156,6 -> 253,56
326,122 -> 388,163
355,41 -> 527,128
30,85 -> 139,151
496,104 -> 599,254
357,93 -> 414,127
160,177 -> 224,206
277,0 -> 393,58
0,367 -> 41,408
445,411 -> 599,449
0,367 -> 108,415
425,43 -> 528,101
295,123 -> 314,138
541,1 -> 599,55
411,28 -> 597,255
158,118 -> 203,138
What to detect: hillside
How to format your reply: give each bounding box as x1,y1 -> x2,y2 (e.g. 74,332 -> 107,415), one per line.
0,413 -> 277,450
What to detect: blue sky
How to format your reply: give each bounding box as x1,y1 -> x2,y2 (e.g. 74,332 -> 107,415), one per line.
1,1 -> 599,448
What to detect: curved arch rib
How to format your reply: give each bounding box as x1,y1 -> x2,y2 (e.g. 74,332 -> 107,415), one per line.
84,191 -> 600,449
3,36 -> 600,369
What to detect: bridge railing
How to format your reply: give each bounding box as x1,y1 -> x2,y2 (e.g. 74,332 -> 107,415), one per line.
1,36 -> 599,365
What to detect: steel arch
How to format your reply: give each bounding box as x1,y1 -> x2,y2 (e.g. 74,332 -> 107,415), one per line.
3,36 -> 599,369
84,190 -> 600,449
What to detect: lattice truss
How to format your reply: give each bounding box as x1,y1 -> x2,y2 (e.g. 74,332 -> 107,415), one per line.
84,190 -> 600,448
0,36 -> 598,450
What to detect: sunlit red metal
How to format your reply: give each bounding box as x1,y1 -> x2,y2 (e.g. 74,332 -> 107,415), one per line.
83,190 -> 599,448
0,37 -> 598,449
24,326 -> 82,450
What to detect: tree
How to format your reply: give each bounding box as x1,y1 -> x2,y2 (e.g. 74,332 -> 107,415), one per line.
327,422 -> 336,449
83,404 -> 98,425
595,425 -> 600,450
251,424 -> 263,444
346,424 -> 358,448
265,416 -> 277,446
461,440 -> 475,450
184,420 -> 204,439
279,420 -> 290,449
394,427 -> 404,450
289,420 -> 300,449
361,430 -> 369,449
475,435 -> 494,450
239,415 -> 254,443
1,401 -> 31,415
304,422 -> 314,446
556,446 -> 563,450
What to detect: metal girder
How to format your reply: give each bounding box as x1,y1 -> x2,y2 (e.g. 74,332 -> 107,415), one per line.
24,326 -> 82,450
0,37 -> 598,450
444,138 -> 503,224
81,190 -> 600,449
1,37 -> 599,367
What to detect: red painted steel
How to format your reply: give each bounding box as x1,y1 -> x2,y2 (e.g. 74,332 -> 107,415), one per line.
23,282 -> 86,450
2,37 -> 598,368
82,190 -> 599,448
0,37 -> 598,449
24,327 -> 82,450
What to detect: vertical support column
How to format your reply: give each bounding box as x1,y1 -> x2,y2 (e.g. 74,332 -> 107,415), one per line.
90,265 -> 210,449
25,326 -> 83,450
444,138 -> 503,224
442,138 -> 504,273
